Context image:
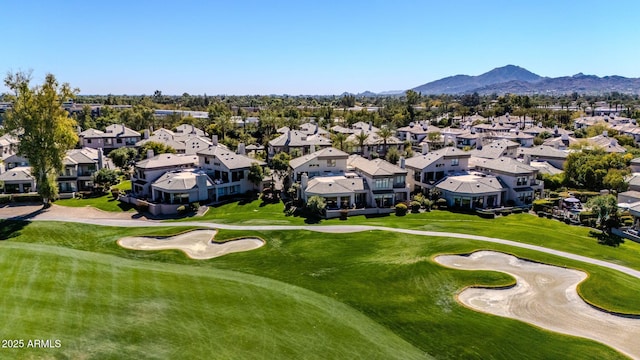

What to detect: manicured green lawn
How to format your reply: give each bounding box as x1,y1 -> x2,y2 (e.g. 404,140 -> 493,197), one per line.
54,181 -> 135,212
1,220 -> 636,359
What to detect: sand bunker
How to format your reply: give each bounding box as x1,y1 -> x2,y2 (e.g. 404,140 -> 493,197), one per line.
435,251 -> 640,359
118,230 -> 264,259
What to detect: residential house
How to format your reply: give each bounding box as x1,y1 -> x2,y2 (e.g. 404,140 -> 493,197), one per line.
517,146 -> 568,170
290,147 -> 370,208
543,134 -> 578,150
58,148 -> 106,194
347,155 -> 410,206
131,152 -> 199,198
0,167 -> 35,194
269,130 -> 332,157
470,139 -> 520,160
435,173 -> 505,209
0,133 -> 19,160
396,122 -> 441,147
79,124 -> 141,152
150,169 -> 213,205
196,143 -> 266,201
471,157 -> 543,206
289,147 -> 349,183
404,147 -> 471,193
585,133 -> 626,153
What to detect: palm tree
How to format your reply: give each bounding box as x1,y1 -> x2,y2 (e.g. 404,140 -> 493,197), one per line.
376,126 -> 394,155
354,130 -> 369,155
331,132 -> 348,151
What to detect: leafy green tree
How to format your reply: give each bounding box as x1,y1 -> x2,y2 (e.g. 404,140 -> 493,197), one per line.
93,168 -> 119,193
247,162 -> 265,190
108,147 -> 138,171
270,152 -> 291,179
306,195 -> 326,217
4,72 -> 78,205
603,169 -> 629,192
564,149 -> 630,190
140,141 -> 176,159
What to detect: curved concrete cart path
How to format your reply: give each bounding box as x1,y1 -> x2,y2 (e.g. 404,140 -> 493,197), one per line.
436,251 -> 640,360
118,230 -> 264,259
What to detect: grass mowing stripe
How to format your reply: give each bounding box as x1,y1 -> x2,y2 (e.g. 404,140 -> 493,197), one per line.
0,242 -> 426,359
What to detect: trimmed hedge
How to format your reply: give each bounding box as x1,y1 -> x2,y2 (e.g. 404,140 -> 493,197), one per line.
532,199 -> 555,213
12,194 -> 43,203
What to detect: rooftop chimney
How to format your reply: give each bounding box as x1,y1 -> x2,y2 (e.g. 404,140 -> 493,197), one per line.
120,124 -> 126,135
97,148 -> 104,170
212,135 -> 218,146
603,130 -> 608,137
301,173 -> 309,190
309,144 -> 316,153
143,129 -> 150,139
147,149 -> 154,159
421,142 -> 429,155
368,121 -> 372,131
399,156 -> 405,169
237,142 -> 246,155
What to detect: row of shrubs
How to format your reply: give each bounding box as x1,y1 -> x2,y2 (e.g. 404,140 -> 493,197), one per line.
0,194 -> 43,204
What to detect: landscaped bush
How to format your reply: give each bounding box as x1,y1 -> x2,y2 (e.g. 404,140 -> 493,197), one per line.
0,195 -> 10,204
476,210 -> 495,219
500,209 -> 511,216
339,209 -> 349,220
395,203 -> 407,216
176,205 -> 187,215
512,208 -> 523,214
579,211 -> 596,222
410,201 -> 421,213
191,202 -> 200,211
505,199 -> 515,207
532,199 -> 555,213
136,202 -> 149,213
436,198 -> 447,209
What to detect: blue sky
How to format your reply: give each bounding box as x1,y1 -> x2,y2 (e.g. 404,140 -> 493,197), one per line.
2,0 -> 639,95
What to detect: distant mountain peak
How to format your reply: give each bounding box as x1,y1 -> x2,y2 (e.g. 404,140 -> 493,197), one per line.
412,65 -> 542,95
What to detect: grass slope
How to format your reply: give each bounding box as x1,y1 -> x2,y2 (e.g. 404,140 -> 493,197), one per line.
0,242 -> 426,360
54,180 -> 135,212
1,220 -> 635,359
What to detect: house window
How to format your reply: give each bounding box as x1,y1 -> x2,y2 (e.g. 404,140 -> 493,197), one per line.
451,158 -> 459,166
327,159 -> 336,167
375,178 -> 391,189
205,157 -> 210,164
117,138 -> 123,144
517,176 -> 528,186
87,139 -> 92,144
414,171 -> 421,182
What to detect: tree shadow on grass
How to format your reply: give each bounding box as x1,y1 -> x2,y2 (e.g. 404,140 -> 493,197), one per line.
589,230 -> 625,247
0,220 -> 28,240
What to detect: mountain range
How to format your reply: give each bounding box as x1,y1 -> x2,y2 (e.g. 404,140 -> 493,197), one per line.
367,65 -> 640,96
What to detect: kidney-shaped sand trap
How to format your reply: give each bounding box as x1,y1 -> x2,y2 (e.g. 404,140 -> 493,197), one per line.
435,251 -> 640,359
118,230 -> 264,260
